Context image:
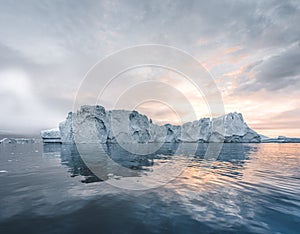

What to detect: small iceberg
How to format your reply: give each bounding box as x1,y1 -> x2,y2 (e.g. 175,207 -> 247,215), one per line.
261,135 -> 300,143
40,128 -> 61,143
0,138 -> 36,144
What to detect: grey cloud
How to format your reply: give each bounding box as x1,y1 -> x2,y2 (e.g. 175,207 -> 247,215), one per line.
0,43 -> 34,68
244,60 -> 263,73
1,0 -> 299,56
238,44 -> 300,92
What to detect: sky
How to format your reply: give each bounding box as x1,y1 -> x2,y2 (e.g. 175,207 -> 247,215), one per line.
0,0 -> 299,137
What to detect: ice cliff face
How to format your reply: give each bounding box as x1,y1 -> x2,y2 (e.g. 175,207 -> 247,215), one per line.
41,105 -> 261,143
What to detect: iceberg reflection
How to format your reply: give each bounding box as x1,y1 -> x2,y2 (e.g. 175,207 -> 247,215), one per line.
42,143 -> 255,184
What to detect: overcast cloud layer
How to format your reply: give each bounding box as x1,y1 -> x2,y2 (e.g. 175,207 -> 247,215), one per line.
0,0 -> 299,137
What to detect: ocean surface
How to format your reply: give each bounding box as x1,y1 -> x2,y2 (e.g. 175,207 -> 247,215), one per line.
0,142 -> 299,234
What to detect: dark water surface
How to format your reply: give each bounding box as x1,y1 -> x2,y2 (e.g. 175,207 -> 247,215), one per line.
0,143 -> 299,234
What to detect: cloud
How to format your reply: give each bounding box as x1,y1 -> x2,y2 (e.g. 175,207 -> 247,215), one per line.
237,44 -> 300,92
0,0 -> 299,136
249,108 -> 300,138
255,46 -> 300,89
0,69 -> 64,133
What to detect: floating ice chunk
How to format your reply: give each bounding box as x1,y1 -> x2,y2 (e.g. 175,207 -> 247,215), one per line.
40,128 -> 61,143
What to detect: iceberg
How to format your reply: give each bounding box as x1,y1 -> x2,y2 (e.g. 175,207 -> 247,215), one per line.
40,128 -> 61,143
41,105 -> 261,144
0,138 -> 36,144
261,135 -> 300,143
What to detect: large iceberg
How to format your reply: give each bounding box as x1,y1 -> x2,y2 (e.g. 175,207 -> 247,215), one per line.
41,105 -> 261,143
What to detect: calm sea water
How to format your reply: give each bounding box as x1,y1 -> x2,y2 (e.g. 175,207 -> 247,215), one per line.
0,142 -> 299,234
